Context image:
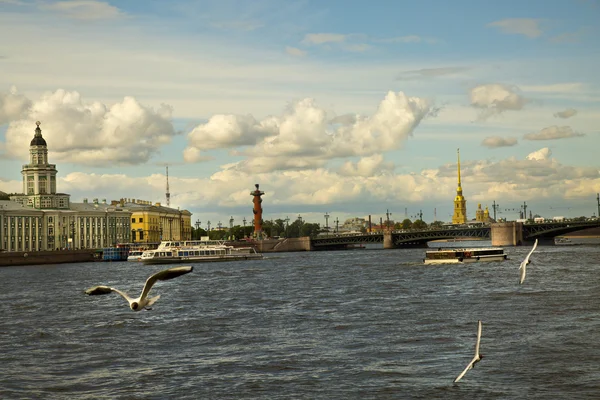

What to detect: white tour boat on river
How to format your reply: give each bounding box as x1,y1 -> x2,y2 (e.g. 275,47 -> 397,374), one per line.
424,247 -> 507,265
140,239 -> 263,265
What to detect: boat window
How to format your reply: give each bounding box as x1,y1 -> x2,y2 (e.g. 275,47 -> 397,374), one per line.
167,252 -> 172,256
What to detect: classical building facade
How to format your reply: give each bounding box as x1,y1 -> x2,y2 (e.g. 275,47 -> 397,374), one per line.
1,122 -> 132,251
117,198 -> 192,244
452,148 -> 468,225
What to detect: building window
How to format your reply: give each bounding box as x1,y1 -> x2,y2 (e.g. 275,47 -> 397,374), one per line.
132,218 -> 136,223
140,231 -> 144,240
139,218 -> 143,223
39,176 -> 47,194
132,230 -> 136,241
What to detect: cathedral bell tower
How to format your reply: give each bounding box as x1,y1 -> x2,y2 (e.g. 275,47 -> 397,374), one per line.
18,121 -> 69,209
451,148 -> 467,224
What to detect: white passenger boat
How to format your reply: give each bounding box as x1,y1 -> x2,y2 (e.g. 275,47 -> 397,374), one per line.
127,250 -> 144,262
424,247 -> 507,265
140,239 -> 263,265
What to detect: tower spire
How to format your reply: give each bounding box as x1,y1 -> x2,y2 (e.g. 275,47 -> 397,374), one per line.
166,165 -> 171,207
457,148 -> 462,190
452,148 -> 467,224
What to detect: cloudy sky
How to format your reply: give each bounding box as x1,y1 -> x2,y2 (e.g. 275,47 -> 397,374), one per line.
1,0 -> 599,227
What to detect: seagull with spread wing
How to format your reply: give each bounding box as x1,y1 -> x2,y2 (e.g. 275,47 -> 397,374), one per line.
454,320 -> 483,383
85,266 -> 193,311
519,239 -> 538,285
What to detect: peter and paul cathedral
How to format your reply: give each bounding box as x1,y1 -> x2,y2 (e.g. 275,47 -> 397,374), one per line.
452,148 -> 467,225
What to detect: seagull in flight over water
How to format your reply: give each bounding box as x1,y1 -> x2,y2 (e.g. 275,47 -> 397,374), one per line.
85,266 -> 193,311
519,239 -> 538,285
454,320 -> 483,383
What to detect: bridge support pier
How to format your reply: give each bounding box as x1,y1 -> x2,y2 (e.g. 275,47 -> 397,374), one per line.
383,231 -> 394,249
491,222 -> 524,246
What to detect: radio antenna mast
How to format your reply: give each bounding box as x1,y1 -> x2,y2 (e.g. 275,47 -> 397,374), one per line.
166,165 -> 171,207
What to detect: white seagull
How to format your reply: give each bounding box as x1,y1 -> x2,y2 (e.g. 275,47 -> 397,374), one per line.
519,239 -> 538,285
454,320 -> 483,383
85,266 -> 193,311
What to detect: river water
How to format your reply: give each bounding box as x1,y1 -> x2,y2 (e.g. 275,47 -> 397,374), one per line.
1,244 -> 599,399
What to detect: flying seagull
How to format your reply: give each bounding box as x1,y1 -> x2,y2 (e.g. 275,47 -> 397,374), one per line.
454,320 -> 483,383
519,239 -> 538,285
85,266 -> 193,311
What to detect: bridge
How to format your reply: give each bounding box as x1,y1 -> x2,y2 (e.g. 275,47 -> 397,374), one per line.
311,220 -> 600,249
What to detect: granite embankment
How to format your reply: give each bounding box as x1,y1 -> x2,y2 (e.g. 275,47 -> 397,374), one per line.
0,249 -> 101,267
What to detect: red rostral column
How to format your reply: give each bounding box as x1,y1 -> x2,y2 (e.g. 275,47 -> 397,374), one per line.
250,184 -> 265,237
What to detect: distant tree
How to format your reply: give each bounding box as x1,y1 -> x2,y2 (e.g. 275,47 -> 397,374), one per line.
192,227 -> 207,239
208,230 -> 227,240
412,219 -> 428,230
287,220 -> 302,238
401,219 -> 412,229
429,220 -> 444,229
300,222 -> 321,238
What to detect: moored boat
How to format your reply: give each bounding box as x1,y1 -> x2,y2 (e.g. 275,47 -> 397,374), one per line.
127,250 -> 144,262
140,239 -> 263,265
424,247 -> 507,265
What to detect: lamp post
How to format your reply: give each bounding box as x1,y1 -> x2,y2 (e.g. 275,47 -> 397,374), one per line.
284,216 -> 289,237
335,217 -> 339,233
493,200 -> 499,221
70,219 -> 75,250
195,219 -> 201,240
386,209 -> 392,231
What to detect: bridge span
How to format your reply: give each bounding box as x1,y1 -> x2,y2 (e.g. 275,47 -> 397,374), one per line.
311,220 -> 600,249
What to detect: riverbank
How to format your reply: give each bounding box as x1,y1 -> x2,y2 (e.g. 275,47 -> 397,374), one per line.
0,249 -> 101,267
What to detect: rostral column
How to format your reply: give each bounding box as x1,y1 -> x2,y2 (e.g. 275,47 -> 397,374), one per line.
250,184 -> 265,238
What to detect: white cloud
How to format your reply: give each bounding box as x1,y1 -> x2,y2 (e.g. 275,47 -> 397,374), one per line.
470,84 -> 528,119
3,89 -> 177,165
0,86 -> 31,125
285,46 -> 307,57
523,125 -> 585,140
40,1 -> 125,20
481,136 -> 518,148
185,114 -> 277,154
526,147 -> 552,161
338,154 -> 394,177
302,33 -> 347,45
553,108 -> 578,119
184,91 -> 431,172
487,18 -> 543,38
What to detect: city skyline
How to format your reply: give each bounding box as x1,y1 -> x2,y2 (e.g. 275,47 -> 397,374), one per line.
1,0 -> 599,225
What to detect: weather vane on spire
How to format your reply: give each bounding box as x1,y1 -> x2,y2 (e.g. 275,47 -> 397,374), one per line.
36,121 -> 41,127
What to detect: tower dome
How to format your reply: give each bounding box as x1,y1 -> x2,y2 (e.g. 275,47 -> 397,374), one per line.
30,121 -> 47,146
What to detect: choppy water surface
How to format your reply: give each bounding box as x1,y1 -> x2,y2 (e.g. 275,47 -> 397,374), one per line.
1,245 -> 600,399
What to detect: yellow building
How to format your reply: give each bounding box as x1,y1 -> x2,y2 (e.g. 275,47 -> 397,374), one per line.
452,148 -> 467,224
116,198 -> 192,244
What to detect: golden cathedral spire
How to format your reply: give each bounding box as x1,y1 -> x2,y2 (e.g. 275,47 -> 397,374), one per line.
457,148 -> 462,191
452,148 -> 467,224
